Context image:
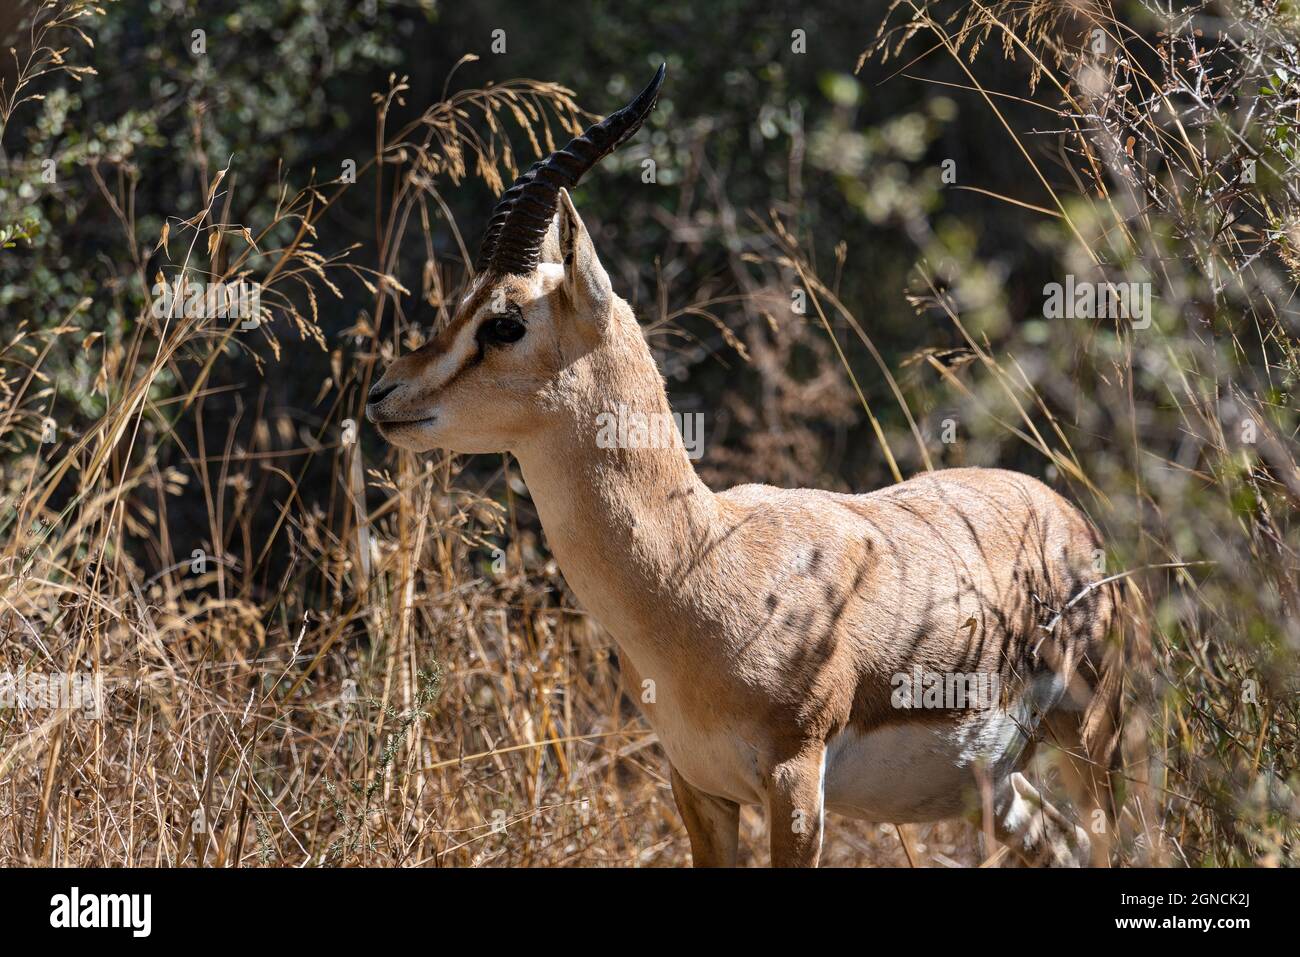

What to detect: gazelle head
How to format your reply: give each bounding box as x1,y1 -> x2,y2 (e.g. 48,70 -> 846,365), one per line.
366,65 -> 666,454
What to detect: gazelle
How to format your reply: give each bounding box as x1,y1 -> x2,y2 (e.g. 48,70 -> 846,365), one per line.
368,66 -> 1129,867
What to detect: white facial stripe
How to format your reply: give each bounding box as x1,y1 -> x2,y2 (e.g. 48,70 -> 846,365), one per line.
431,312 -> 485,384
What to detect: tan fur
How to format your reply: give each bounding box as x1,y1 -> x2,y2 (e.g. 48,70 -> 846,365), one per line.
368,189 -> 1125,866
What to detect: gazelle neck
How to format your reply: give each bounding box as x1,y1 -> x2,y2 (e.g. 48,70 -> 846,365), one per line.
510,302 -> 721,660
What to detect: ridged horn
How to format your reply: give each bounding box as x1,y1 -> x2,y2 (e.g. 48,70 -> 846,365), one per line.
475,63 -> 666,276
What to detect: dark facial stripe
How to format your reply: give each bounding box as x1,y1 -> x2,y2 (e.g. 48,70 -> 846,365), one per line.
411,279 -> 499,369
431,336 -> 485,396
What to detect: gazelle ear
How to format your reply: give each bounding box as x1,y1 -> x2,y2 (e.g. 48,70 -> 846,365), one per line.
556,188 -> 612,318
539,212 -> 562,264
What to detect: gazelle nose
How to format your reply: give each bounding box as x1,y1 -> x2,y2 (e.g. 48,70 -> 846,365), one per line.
368,380 -> 399,404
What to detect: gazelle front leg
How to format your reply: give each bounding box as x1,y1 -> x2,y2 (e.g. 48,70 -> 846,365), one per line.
670,766 -> 740,867
766,745 -> 826,867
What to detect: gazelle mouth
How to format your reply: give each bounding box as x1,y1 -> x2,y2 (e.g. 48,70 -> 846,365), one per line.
373,415 -> 436,429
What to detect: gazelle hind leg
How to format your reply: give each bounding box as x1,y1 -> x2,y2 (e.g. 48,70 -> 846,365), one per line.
1058,755 -> 1116,866
1045,710 -> 1119,866
989,772 -> 1091,867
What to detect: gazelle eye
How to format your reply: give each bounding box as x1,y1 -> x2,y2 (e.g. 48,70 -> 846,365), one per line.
480,315 -> 526,344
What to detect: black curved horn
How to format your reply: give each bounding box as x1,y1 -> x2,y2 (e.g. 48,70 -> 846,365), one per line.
476,63 -> 666,276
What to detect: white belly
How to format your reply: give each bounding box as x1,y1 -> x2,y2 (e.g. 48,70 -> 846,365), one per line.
824,705 -> 1038,823
823,669 -> 1074,822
